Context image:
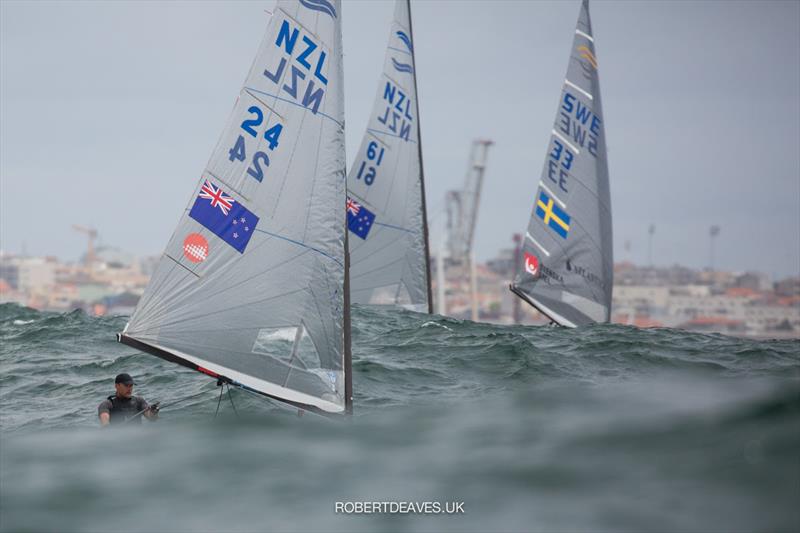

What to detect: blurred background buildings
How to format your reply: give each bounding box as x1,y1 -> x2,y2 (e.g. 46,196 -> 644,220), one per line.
2,244 -> 797,339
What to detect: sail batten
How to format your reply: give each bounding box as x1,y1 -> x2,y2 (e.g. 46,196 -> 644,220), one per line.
346,0 -> 432,313
511,0 -> 613,327
120,0 -> 351,413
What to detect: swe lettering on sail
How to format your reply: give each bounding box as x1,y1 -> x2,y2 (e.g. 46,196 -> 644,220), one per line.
558,92 -> 602,157
263,19 -> 328,114
378,81 -> 413,141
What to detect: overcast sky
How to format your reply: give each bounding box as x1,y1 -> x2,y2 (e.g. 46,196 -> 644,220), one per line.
1,0 -> 798,278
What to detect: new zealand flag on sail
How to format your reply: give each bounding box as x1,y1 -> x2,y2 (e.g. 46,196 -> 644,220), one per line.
346,197 -> 375,240
189,180 -> 259,253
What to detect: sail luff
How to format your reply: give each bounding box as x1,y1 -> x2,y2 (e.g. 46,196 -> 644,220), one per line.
343,226 -> 353,414
406,0 -> 434,314
335,0 -> 352,415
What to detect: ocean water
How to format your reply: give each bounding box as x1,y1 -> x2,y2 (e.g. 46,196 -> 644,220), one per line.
0,302 -> 798,533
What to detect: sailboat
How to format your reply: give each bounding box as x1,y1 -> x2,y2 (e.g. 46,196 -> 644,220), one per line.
510,0 -> 613,327
118,0 -> 352,415
346,0 -> 433,313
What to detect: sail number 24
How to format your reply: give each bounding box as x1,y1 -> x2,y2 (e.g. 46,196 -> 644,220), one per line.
228,106 -> 284,183
355,141 -> 385,186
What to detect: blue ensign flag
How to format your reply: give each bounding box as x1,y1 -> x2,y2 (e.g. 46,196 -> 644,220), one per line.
346,197 -> 375,240
189,180 -> 259,253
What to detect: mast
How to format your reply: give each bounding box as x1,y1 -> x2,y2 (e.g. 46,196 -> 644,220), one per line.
436,236 -> 446,314
470,251 -> 478,321
512,233 -> 523,324
407,0 -> 434,314
343,228 -> 353,414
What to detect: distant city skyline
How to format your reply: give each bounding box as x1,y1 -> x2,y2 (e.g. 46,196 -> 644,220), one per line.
2,1 -> 799,278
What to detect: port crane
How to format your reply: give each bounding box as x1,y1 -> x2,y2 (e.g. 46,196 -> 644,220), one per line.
442,139 -> 493,320
72,225 -> 98,269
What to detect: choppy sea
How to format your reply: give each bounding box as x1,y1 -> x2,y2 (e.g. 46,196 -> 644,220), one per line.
0,302 -> 798,532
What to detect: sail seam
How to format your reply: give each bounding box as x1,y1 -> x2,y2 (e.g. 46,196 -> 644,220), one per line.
135,240 -> 313,327
387,46 -> 412,56
309,282 -> 337,373
301,107 -> 320,244
350,229 -> 412,279
255,228 -> 344,267
204,170 -> 249,202
525,232 -> 551,257
551,129 -> 580,154
564,79 -> 593,100
133,245 -> 313,328
558,167 -> 613,216
366,128 -> 418,143
375,129 -> 406,220
278,7 -> 324,46
130,286 -> 309,333
538,182 -> 567,209
374,222 -> 413,233
243,89 -> 287,121
164,254 -> 202,277
244,87 -> 343,127
129,254 -> 181,322
366,130 -> 391,148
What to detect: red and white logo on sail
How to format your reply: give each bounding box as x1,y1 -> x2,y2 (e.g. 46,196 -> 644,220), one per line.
183,233 -> 209,263
524,252 -> 540,277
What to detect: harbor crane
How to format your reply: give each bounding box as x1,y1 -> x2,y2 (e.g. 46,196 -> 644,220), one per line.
445,139 -> 493,268
442,139 -> 493,321
72,224 -> 97,268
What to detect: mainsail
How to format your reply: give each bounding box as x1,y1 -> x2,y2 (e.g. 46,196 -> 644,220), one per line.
510,0 -> 613,327
346,0 -> 432,313
119,0 -> 352,414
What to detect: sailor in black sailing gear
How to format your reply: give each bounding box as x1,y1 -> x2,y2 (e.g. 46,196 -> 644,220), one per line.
98,373 -> 159,427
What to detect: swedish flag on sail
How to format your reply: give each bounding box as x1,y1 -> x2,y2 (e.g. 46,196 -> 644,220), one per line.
535,190 -> 571,239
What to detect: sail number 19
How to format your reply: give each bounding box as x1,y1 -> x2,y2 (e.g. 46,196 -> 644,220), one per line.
355,141 -> 385,186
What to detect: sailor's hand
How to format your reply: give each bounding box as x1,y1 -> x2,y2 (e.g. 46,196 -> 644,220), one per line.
146,403 -> 160,416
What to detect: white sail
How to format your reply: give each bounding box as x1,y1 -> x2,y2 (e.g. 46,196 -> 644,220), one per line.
346,0 -> 432,313
119,0 -> 351,414
511,0 -> 613,327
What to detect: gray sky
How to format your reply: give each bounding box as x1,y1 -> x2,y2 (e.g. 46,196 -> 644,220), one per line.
1,0 -> 799,278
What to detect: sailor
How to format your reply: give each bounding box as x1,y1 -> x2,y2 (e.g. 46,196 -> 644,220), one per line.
97,373 -> 159,427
